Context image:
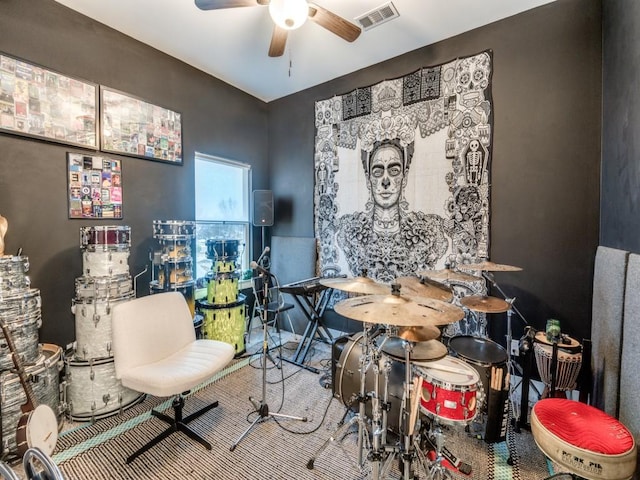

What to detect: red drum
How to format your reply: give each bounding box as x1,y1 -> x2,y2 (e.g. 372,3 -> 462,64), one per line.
415,355 -> 480,426
205,239 -> 241,261
80,226 -> 131,251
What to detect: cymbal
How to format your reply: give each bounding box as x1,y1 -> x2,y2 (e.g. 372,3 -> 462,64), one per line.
460,295 -> 511,313
381,337 -> 447,361
458,260 -> 523,272
335,294 -> 465,327
417,268 -> 481,283
395,276 -> 454,302
393,325 -> 442,342
320,276 -> 391,295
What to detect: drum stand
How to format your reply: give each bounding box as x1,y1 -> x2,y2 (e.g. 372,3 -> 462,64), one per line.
380,340 -> 430,480
230,271 -> 307,452
307,324 -> 376,474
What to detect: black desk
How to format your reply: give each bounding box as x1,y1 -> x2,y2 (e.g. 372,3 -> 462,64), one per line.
280,277 -> 334,373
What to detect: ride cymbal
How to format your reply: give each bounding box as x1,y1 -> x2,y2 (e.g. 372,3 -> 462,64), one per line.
458,260 -> 523,272
395,276 -> 454,302
320,276 -> 390,295
381,337 -> 448,361
335,294 -> 464,326
460,295 -> 511,313
417,268 -> 481,283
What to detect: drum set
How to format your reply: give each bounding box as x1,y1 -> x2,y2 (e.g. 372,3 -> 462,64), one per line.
195,238 -> 246,356
66,225 -> 143,422
311,260 -> 561,479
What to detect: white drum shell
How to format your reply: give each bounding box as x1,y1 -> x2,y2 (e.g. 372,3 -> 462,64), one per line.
74,274 -> 132,300
72,292 -> 135,361
1,344 -> 63,454
82,250 -> 130,277
0,289 -> 42,371
64,357 -> 144,421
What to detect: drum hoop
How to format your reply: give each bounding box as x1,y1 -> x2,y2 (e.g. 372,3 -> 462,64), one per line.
449,336 -> 508,367
73,292 -> 135,305
417,357 -> 480,387
534,342 -> 583,360
197,297 -> 245,310
153,234 -> 194,241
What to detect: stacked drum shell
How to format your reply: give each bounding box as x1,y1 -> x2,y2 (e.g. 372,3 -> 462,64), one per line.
150,220 -> 196,318
65,226 -> 143,422
0,255 -> 64,453
196,239 -> 246,357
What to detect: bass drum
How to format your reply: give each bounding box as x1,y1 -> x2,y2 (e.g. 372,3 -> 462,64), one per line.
333,333 -> 405,435
64,356 -> 145,422
1,344 -> 64,454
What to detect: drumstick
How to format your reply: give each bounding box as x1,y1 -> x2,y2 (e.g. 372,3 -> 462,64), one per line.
409,375 -> 422,436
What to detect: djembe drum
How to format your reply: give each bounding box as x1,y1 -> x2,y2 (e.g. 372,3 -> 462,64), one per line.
533,331 -> 582,398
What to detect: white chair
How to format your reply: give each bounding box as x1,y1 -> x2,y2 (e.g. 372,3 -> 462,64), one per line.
112,291 -> 235,464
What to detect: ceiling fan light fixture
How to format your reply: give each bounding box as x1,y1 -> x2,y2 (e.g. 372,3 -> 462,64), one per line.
269,0 -> 309,30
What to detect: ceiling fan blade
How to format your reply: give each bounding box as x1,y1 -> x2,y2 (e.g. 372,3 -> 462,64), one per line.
268,25 -> 288,57
307,3 -> 361,42
195,0 -> 264,10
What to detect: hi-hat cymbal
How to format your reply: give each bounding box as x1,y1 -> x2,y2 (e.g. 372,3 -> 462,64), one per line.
460,295 -> 511,313
417,268 -> 481,283
381,337 -> 448,361
393,325 -> 442,343
320,276 -> 391,295
458,260 -> 523,272
395,276 -> 454,302
335,294 -> 464,326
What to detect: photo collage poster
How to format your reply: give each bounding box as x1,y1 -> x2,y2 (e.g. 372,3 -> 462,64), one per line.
68,153 -> 123,219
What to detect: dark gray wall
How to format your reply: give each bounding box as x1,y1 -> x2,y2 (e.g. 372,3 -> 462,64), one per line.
0,0 -> 269,347
268,0 -> 602,344
601,0 -> 640,251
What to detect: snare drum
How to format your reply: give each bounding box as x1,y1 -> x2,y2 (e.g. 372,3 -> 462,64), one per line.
197,297 -> 246,355
0,289 -> 42,371
1,344 -> 64,453
74,274 -> 132,299
415,355 -> 480,426
205,239 -> 240,261
72,292 -> 135,360
533,331 -> 582,394
153,220 -> 195,239
80,226 -> 131,251
82,250 -> 130,277
205,271 -> 239,305
64,356 -> 145,422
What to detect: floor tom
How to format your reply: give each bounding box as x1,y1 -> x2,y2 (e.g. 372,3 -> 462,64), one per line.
197,297 -> 246,355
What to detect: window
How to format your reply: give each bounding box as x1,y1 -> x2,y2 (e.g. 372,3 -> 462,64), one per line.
194,153 -> 251,283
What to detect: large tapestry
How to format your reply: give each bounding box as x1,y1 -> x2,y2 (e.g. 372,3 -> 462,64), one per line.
313,51 -> 493,290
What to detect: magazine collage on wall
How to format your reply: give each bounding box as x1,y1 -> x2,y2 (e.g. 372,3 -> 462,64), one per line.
0,51 -> 183,220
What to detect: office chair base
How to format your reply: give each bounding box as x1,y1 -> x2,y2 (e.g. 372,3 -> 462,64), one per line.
126,395 -> 219,464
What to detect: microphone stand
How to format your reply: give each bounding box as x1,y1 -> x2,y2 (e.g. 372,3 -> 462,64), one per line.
230,267 -> 307,452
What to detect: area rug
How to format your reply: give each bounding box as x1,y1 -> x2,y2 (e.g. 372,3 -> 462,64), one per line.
52,341 -> 552,479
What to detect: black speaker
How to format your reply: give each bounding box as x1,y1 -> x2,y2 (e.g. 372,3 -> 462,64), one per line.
252,190 -> 273,226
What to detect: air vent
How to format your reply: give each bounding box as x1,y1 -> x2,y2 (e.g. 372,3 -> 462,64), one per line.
355,2 -> 399,31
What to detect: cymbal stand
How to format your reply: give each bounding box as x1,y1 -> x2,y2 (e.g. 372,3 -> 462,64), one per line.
230,270 -> 307,452
380,340 -> 429,480
307,324 -> 375,473
482,272 -> 542,412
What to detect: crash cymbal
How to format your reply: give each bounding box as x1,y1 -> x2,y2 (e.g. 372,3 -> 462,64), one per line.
458,260 -> 523,272
395,276 -> 454,302
417,268 -> 481,283
381,337 -> 447,361
334,294 -> 464,327
320,276 -> 391,295
460,295 -> 511,313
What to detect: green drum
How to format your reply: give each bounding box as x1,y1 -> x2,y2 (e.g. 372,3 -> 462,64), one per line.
197,296 -> 246,356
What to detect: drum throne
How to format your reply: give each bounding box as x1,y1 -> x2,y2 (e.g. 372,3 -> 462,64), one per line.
531,398 -> 637,480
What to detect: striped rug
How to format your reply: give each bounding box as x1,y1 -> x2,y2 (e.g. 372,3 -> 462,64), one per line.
52,341 -> 552,479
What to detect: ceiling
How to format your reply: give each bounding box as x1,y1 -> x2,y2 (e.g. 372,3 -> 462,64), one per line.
54,0 -> 556,102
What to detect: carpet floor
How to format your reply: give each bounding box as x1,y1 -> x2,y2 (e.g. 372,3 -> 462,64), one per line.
41,332 -> 555,480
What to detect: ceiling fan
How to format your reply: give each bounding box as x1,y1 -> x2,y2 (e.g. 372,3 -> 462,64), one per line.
194,0 -> 362,57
